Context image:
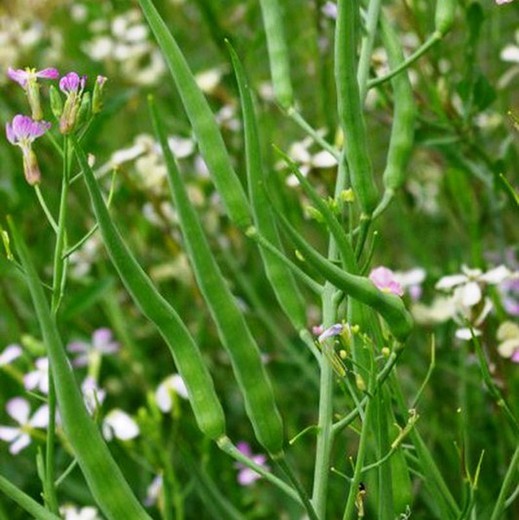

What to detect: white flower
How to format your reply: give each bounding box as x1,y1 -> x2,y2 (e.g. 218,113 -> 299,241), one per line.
282,133 -> 338,186
81,376 -> 106,414
102,409 -> 139,441
155,374 -> 189,413
23,357 -> 49,394
435,265 -> 512,307
67,328 -> 119,368
0,398 -> 49,454
496,321 -> 519,362
0,344 -> 22,366
60,504 -> 103,520
145,475 -> 163,506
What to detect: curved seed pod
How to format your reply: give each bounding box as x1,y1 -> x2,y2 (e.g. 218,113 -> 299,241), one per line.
150,100 -> 284,456
381,15 -> 416,194
435,0 -> 456,38
335,0 -> 378,216
8,218 -> 152,520
72,138 -> 226,442
259,0 -> 294,108
275,212 -> 413,341
137,0 -> 251,229
227,41 -> 306,330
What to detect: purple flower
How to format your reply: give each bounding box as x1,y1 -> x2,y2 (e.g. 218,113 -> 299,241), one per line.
59,72 -> 86,94
7,67 -> 59,120
318,323 -> 344,343
5,115 -> 50,185
6,115 -> 50,145
235,442 -> 269,486
7,67 -> 59,88
67,328 -> 119,368
58,72 -> 87,133
369,266 -> 404,296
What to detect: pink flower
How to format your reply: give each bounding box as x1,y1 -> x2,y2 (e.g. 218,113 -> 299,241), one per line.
59,72 -> 86,94
7,67 -> 59,120
6,115 -> 50,145
7,67 -> 59,88
235,442 -> 269,486
496,0 -> 514,4
58,72 -> 87,134
369,266 -> 404,296
5,114 -> 50,185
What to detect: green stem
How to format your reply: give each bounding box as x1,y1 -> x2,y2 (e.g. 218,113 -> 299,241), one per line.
367,32 -> 441,90
286,107 -> 340,160
310,138 -> 349,518
216,436 -> 301,504
357,0 -> 383,100
34,186 -> 59,233
342,361 -> 376,519
275,456 -> 319,520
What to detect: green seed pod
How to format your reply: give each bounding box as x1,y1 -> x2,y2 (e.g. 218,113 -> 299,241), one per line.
150,99 -> 284,456
435,0 -> 456,37
8,218 -> 152,520
277,213 -> 413,341
381,16 -> 416,193
137,0 -> 252,229
49,85 -> 63,119
259,0 -> 294,108
227,41 -> 307,330
335,0 -> 378,216
76,91 -> 91,128
72,137 -> 226,441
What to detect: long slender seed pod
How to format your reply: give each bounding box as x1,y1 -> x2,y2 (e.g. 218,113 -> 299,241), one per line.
72,138 -> 226,441
275,212 -> 413,341
8,218 -> 152,520
381,14 -> 416,194
0,473 -> 61,520
258,0 -> 294,108
335,0 -> 378,216
149,100 -> 285,456
227,41 -> 306,330
137,0 -> 251,229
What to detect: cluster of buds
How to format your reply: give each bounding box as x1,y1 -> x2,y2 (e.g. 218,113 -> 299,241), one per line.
5,66 -> 107,185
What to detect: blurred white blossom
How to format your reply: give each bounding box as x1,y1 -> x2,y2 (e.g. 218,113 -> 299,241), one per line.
23,357 -> 49,394
155,374 -> 189,413
60,504 -> 103,520
102,409 -> 139,441
0,398 -> 49,454
0,344 -> 22,366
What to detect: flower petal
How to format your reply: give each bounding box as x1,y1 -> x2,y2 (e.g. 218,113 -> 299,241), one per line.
30,405 -> 50,429
0,426 -> 21,442
0,344 -> 22,366
103,410 -> 139,440
457,282 -> 482,307
10,433 -> 31,454
6,398 -> 30,425
435,274 -> 468,290
479,265 -> 511,285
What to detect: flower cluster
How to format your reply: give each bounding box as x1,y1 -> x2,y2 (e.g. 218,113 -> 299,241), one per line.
5,66 -> 107,185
